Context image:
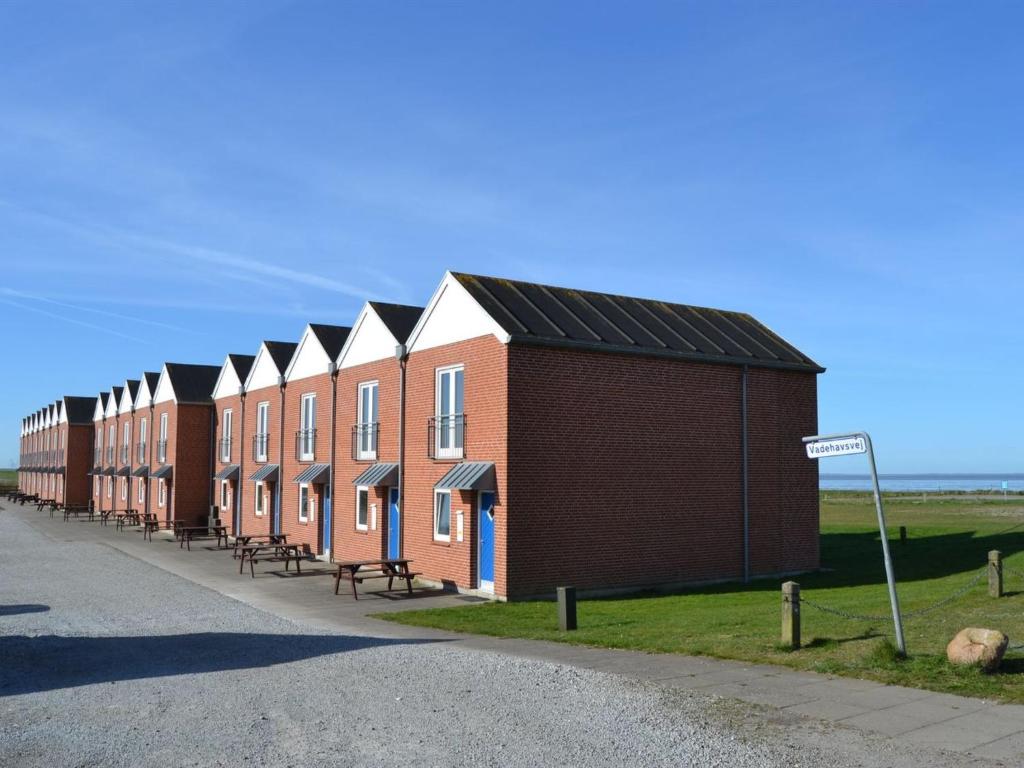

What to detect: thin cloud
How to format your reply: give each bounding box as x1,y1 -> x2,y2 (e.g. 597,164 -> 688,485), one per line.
0,287 -> 195,334
0,298 -> 151,344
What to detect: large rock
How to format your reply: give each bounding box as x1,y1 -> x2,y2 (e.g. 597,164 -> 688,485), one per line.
946,628 -> 1009,672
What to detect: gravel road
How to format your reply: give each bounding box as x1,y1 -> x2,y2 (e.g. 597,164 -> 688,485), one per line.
0,508 -> 992,767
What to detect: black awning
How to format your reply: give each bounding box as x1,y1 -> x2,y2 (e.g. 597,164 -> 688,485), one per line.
132,466 -> 150,477
249,464 -> 279,482
434,462 -> 496,491
116,466 -> 132,477
152,465 -> 173,481
214,464 -> 239,481
352,463 -> 399,487
293,463 -> 330,484
103,466 -> 116,476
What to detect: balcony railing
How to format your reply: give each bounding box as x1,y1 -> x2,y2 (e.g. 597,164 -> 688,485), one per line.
352,422 -> 379,461
428,414 -> 465,460
136,442 -> 147,464
157,439 -> 168,464
119,445 -> 129,464
105,446 -> 114,464
295,429 -> 316,461
252,433 -> 270,463
218,437 -> 232,462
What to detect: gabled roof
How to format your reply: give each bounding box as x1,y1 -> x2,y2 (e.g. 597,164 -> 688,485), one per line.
135,371 -> 161,409
63,396 -> 97,425
142,371 -> 160,393
368,302 -> 424,345
118,380 -> 140,413
265,341 -> 298,373
105,387 -> 123,418
284,324 -> 351,382
434,272 -> 824,374
213,353 -> 257,400
309,324 -> 351,360
157,363 -> 222,405
93,392 -> 109,422
228,354 -> 256,383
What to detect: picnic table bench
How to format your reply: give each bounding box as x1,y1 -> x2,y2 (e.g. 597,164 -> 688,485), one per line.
178,525 -> 229,551
35,498 -> 56,512
140,515 -> 179,541
62,504 -> 93,522
333,559 -> 420,600
232,534 -> 287,559
103,508 -> 137,527
238,543 -> 307,578
20,494 -> 39,506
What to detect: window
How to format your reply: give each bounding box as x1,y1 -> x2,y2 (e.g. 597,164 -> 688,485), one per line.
299,394 -> 316,459
106,477 -> 113,498
138,478 -> 145,504
255,481 -> 265,516
298,483 -> 310,522
356,486 -> 369,530
357,382 -> 378,459
255,402 -> 269,461
108,424 -> 115,462
220,480 -> 229,510
138,417 -> 147,463
158,413 -> 168,462
120,478 -> 127,501
158,479 -> 166,507
433,490 -> 451,542
94,476 -> 99,495
221,409 -> 233,461
123,421 -> 131,450
435,366 -> 465,459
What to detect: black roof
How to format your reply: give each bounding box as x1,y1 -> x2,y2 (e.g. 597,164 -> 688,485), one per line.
64,396 -> 97,424
97,392 -> 110,413
264,341 -> 298,374
109,386 -> 124,409
451,273 -> 824,374
227,354 -> 256,383
368,302 -> 424,345
309,324 -> 351,360
163,363 -> 222,405
142,371 -> 161,395
122,379 -> 140,404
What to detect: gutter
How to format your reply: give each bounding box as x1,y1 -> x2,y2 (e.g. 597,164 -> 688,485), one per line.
396,343 -> 408,557
327,362 -> 338,559
237,385 -> 246,537
741,364 -> 750,584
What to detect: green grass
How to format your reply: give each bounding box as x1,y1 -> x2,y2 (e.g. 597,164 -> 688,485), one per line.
377,493 -> 1024,702
0,469 -> 16,486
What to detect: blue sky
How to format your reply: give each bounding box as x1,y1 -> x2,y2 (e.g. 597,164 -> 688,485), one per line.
2,1 -> 1022,473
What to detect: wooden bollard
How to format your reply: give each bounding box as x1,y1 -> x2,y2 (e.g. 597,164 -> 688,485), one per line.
782,581 -> 800,650
989,550 -> 1003,598
899,526 -> 907,545
557,586 -> 577,631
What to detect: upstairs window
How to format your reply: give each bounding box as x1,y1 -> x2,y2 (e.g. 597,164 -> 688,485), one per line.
220,409 -> 233,461
435,366 -> 464,459
356,382 -> 378,460
255,401 -> 270,461
299,394 -> 316,460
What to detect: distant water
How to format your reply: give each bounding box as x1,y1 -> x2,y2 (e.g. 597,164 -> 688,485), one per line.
821,474 -> 1024,492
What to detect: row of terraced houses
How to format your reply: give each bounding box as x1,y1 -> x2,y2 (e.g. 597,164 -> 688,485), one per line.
16,272 -> 824,599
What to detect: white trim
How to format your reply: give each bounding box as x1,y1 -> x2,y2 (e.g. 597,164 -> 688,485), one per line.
337,303 -> 408,369
220,480 -> 229,510
255,480 -> 265,516
117,383 -> 135,415
220,408 -> 233,461
434,365 -> 464,459
255,401 -> 270,461
153,364 -> 176,405
135,375 -> 154,409
284,324 -> 330,382
405,271 -> 511,353
104,390 -> 119,419
356,381 -> 379,460
299,393 -> 316,460
106,476 -> 113,499
245,341 -> 293,391
213,355 -> 244,400
433,490 -> 452,542
120,477 -> 127,501
298,483 -> 310,523
355,485 -> 369,531
158,479 -> 166,507
138,476 -> 145,504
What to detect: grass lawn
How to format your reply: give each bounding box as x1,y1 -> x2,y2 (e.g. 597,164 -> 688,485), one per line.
0,469 -> 16,486
378,493 -> 1024,702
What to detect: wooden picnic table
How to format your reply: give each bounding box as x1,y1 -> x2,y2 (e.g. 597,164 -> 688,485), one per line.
333,559 -> 419,600
238,543 -> 305,578
178,525 -> 229,551
20,494 -> 39,506
141,515 -> 179,541
63,504 -> 93,522
232,534 -> 287,559
35,498 -> 56,512
103,508 -> 137,527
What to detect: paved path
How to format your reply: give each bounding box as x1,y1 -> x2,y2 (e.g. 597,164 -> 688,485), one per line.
4,503 -> 1023,765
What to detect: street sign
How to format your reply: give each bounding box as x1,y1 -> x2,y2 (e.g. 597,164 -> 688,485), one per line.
803,431 -> 906,656
805,436 -> 867,459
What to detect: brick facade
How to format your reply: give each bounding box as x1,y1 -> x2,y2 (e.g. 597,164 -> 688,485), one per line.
240,382 -> 282,539
150,401 -> 214,526
212,391 -> 244,534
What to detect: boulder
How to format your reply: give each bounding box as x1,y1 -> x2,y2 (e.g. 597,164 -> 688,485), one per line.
946,628 -> 1009,672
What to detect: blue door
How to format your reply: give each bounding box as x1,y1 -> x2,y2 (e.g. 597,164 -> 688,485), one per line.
323,485 -> 332,556
388,488 -> 401,559
478,492 -> 495,590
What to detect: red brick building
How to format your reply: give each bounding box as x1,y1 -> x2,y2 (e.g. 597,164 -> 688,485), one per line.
56,396 -> 96,507
129,372 -> 161,516
148,363 -> 221,526
399,272 -> 823,599
279,324 -> 350,556
332,302 -> 423,564
114,380 -> 140,511
239,340 -> 298,539
89,391 -> 112,514
210,353 -> 255,534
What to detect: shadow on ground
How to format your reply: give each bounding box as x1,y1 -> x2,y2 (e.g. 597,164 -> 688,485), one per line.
0,632 -> 445,696
0,604 -> 50,616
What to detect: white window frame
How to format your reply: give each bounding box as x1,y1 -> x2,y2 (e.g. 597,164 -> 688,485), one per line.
158,479 -> 166,507
108,424 -> 115,460
299,394 -> 316,460
158,413 -> 168,462
220,480 -> 229,510
106,476 -> 113,499
357,381 -> 379,460
94,475 -> 99,495
355,485 -> 369,531
221,408 -> 233,461
433,489 -> 452,542
120,477 -> 127,501
139,417 -> 147,461
255,401 -> 270,461
435,365 -> 464,459
138,477 -> 145,504
298,483 -> 310,522
123,421 -> 131,452
255,481 -> 265,516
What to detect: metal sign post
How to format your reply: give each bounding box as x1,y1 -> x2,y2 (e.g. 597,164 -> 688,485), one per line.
804,431 -> 907,657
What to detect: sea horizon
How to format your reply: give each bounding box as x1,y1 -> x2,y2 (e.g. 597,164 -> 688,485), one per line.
820,472 -> 1024,492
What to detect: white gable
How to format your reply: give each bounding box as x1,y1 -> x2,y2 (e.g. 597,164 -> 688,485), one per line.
104,391 -> 119,419
245,343 -> 285,392
212,356 -> 242,400
284,325 -> 330,383
57,401 -> 67,425
338,305 -> 399,369
135,377 -> 153,409
43,409 -> 50,429
118,384 -> 135,415
406,272 -> 510,354
92,396 -> 105,422
153,365 -> 176,405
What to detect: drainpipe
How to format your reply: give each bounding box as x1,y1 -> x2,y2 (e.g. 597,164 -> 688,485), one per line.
237,386 -> 246,537
741,364 -> 750,584
147,403 -> 154,520
276,375 -> 286,536
208,406 -> 216,524
328,361 -> 338,559
396,343 -> 408,557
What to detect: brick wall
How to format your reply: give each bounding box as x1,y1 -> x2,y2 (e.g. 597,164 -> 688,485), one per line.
504,344 -> 819,598
403,335 -> 509,595
150,402 -> 214,526
212,392 -> 244,534
332,357 -> 403,561
66,423 -> 93,507
279,372 -> 335,554
239,383 -> 281,538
